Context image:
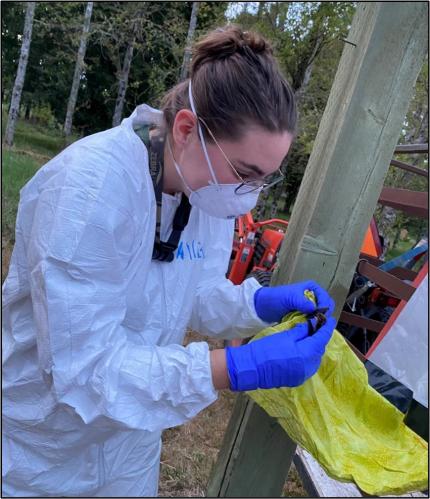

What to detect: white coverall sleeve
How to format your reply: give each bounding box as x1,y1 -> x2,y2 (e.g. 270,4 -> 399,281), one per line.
189,219 -> 269,340
26,158 -> 217,432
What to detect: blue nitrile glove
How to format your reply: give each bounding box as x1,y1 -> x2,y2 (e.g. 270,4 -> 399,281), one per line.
254,280 -> 335,324
226,317 -> 336,391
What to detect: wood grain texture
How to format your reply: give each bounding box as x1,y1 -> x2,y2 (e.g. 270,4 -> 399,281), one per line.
207,394 -> 296,497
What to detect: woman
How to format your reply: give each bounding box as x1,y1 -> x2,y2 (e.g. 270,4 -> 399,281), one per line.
2,25 -> 335,496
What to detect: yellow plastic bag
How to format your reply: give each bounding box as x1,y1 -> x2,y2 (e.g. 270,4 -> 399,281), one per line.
248,309 -> 428,496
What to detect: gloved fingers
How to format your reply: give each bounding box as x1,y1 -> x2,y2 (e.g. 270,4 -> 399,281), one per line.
303,316 -> 336,352
302,280 -> 335,316
285,322 -> 309,342
290,288 -> 317,314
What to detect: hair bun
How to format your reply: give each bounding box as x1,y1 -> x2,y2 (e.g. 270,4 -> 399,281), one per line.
191,24 -> 273,75
241,29 -> 271,54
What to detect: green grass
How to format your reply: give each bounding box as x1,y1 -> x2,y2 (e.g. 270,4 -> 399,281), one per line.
2,110 -> 80,158
2,115 -> 80,242
2,150 -> 41,241
385,239 -> 415,261
385,238 -> 427,273
14,122 -> 67,157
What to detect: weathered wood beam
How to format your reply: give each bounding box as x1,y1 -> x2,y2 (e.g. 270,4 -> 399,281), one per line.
207,3 -> 428,496
358,254 -> 419,281
339,311 -> 385,333
293,447 -> 363,497
206,393 -> 296,497
390,159 -> 428,178
395,144 -> 428,154
357,260 -> 416,301
388,267 -> 418,281
378,187 -> 428,218
294,446 -> 428,497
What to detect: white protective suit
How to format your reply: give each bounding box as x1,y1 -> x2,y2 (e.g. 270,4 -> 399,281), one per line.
2,105 -> 267,497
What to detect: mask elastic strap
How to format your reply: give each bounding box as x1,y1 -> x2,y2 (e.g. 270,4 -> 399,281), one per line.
188,80 -> 220,188
166,135 -> 195,195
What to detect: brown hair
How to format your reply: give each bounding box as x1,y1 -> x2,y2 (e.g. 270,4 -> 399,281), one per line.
161,24 -> 297,142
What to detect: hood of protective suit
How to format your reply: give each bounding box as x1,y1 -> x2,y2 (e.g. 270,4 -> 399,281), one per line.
2,104 -> 266,497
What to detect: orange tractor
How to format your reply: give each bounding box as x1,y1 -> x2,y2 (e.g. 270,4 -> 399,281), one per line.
227,211 -> 383,285
226,211 -> 384,350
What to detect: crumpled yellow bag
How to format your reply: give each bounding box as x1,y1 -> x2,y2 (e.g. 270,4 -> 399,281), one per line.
248,307 -> 428,496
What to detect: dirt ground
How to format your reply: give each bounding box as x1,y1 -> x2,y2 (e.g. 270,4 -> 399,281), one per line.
1,246 -> 306,497
159,331 -> 307,497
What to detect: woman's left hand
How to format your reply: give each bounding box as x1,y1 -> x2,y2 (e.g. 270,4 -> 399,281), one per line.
253,280 -> 335,324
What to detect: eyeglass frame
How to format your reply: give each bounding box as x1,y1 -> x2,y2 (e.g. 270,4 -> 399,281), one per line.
196,116 -> 285,195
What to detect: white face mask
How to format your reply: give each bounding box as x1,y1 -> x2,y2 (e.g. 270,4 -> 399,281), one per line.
167,81 -> 262,220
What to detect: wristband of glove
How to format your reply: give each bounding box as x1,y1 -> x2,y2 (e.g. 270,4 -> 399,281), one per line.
225,344 -> 259,391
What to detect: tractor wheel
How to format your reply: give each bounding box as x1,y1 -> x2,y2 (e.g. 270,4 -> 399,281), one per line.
246,269 -> 272,287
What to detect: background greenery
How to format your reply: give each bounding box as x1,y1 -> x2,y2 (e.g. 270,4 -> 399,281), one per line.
2,1 -> 428,254
2,2 -> 428,244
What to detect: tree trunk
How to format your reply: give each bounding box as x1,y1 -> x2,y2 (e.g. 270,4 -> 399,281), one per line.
112,33 -> 135,127
269,183 -> 283,218
277,3 -> 288,31
257,1 -> 265,18
179,1 -> 199,82
378,205 -> 397,258
255,189 -> 270,220
281,183 -> 295,215
294,32 -> 324,102
4,2 -> 36,146
392,226 -> 402,250
64,1 -> 93,137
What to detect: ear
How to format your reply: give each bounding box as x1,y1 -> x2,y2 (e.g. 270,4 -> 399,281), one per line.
172,109 -> 198,148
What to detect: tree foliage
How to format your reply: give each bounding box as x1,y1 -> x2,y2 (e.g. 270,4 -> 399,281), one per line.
2,1 -> 225,133
2,1 -> 427,243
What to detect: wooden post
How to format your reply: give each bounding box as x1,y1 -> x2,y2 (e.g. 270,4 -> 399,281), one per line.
207,394 -> 296,497
207,2 -> 428,496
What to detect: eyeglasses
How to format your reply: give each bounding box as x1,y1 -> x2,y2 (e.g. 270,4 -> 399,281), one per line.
197,117 -> 285,195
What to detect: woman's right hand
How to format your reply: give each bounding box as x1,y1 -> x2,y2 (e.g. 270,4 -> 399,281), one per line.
225,317 -> 336,391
